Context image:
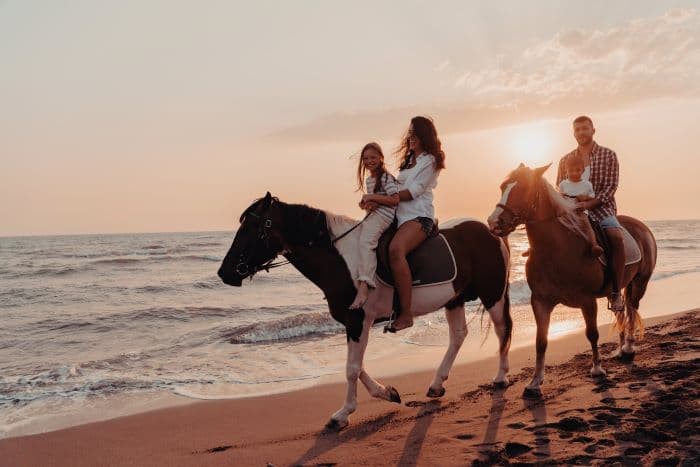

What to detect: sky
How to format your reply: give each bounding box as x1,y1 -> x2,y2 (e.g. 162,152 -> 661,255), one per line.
1,0 -> 699,236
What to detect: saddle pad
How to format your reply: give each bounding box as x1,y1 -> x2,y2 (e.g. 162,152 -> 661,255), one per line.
597,226 -> 641,266
376,233 -> 457,288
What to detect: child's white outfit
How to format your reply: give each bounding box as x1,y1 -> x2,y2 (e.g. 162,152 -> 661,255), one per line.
558,178 -> 595,200
357,171 -> 398,288
558,175 -> 601,252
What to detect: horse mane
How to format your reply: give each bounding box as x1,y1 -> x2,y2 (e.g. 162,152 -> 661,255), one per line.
504,164 -> 590,240
539,176 -> 592,241
278,202 -> 331,247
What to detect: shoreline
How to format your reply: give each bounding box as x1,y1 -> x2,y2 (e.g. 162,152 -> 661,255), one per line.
1,307 -> 698,465
1,272 -> 698,441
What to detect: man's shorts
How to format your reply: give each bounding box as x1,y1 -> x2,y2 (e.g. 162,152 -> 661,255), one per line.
599,215 -> 622,229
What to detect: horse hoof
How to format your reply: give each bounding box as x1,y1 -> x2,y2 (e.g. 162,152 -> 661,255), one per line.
492,379 -> 509,389
426,386 -> 445,398
523,387 -> 542,399
324,418 -> 347,432
616,351 -> 635,363
386,386 -> 402,404
590,368 -> 607,378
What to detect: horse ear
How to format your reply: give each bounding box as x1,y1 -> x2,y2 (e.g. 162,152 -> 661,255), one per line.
518,162 -> 525,168
262,191 -> 273,209
534,163 -> 552,178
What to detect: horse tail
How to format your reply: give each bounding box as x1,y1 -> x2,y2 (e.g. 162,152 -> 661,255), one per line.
500,237 -> 513,353
616,216 -> 657,340
502,280 -> 513,353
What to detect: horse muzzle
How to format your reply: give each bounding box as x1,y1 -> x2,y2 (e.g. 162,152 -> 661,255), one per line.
217,267 -> 244,287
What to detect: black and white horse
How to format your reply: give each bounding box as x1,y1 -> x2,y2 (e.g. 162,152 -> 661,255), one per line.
218,193 -> 512,430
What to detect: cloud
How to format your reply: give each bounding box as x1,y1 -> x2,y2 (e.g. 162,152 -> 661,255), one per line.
435,59 -> 450,72
268,8 -> 700,143
461,8 -> 700,104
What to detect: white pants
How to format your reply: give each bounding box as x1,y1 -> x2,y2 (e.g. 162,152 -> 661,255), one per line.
356,213 -> 394,288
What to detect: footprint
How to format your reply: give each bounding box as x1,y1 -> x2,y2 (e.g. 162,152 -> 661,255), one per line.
206,445 -> 232,453
504,442 -> 533,457
506,422 -> 526,429
596,439 -> 615,447
455,434 -> 475,440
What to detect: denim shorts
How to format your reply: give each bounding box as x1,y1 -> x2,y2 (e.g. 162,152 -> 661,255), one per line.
409,216 -> 435,236
599,215 -> 622,229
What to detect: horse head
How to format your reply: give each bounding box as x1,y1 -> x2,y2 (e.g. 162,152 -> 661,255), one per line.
488,162 -> 551,237
217,192 -> 287,286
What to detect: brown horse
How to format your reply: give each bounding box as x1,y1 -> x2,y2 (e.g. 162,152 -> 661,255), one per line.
487,164 -> 657,397
218,192 -> 512,430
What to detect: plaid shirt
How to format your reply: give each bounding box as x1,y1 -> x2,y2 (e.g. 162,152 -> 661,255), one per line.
556,141 -> 619,222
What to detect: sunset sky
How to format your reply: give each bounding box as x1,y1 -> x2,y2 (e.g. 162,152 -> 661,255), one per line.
2,1 -> 699,236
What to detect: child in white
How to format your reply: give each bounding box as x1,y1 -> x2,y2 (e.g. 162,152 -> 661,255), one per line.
350,142 -> 399,309
558,153 -> 604,257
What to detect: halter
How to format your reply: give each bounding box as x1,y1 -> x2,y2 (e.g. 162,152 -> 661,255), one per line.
495,178 -> 548,232
234,208 -> 290,278
234,203 -> 332,279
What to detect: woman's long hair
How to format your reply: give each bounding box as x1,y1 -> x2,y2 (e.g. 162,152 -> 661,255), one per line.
356,142 -> 388,193
396,116 -> 446,171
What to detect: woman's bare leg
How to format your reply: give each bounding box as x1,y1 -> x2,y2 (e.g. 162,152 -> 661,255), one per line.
388,221 -> 427,330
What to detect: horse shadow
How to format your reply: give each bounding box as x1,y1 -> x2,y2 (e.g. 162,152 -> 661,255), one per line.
524,396 -> 551,459
396,400 -> 442,466
290,410 -> 400,466
481,385 -> 509,446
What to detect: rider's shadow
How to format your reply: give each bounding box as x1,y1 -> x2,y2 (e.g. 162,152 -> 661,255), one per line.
396,399 -> 442,467
291,410 -> 400,466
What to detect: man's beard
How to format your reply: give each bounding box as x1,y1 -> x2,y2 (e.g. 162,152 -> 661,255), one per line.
576,135 -> 593,145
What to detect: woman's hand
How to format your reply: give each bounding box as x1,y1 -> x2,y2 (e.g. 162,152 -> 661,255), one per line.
574,201 -> 589,212
364,201 -> 379,212
362,194 -> 375,203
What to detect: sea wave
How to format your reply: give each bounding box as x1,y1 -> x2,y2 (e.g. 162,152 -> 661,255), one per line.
222,312 -> 344,344
651,266 -> 700,281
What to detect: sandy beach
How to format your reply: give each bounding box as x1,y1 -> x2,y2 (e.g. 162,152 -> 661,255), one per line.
1,306 -> 698,466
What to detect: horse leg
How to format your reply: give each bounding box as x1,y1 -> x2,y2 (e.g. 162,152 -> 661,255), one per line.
488,294 -> 512,387
358,369 -> 401,403
524,297 -> 553,397
427,305 -> 468,397
327,314 -> 373,431
581,300 -> 606,377
614,274 -> 648,360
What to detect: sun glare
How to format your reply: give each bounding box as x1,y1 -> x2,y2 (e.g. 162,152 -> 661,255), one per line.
506,121 -> 556,167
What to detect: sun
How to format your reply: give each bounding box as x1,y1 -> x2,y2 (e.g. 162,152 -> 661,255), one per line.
506,121 -> 556,168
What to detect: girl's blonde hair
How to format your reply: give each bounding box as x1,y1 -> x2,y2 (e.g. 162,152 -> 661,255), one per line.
356,142 -> 388,193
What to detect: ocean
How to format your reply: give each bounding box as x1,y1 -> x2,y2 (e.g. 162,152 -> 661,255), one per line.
1,219 -> 698,437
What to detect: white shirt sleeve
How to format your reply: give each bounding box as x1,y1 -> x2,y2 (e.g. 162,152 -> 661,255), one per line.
584,181 -> 595,198
406,155 -> 439,199
383,173 -> 399,196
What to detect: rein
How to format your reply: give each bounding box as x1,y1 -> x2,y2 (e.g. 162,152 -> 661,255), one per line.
236,203 -> 370,279
331,212 -> 372,245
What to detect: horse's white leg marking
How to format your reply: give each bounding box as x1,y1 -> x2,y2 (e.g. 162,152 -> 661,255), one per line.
330,314 -> 373,428
427,305 -> 468,396
488,295 -> 511,385
526,297 -> 553,394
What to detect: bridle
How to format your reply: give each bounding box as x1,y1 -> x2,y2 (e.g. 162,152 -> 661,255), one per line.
234,209 -> 290,278
494,177 -> 547,233
234,202 -> 330,279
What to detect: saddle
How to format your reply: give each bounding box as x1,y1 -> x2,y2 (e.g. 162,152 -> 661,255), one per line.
590,221 -> 641,266
375,221 -> 457,288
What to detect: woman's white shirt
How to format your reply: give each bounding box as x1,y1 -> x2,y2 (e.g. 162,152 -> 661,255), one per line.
396,152 -> 440,226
